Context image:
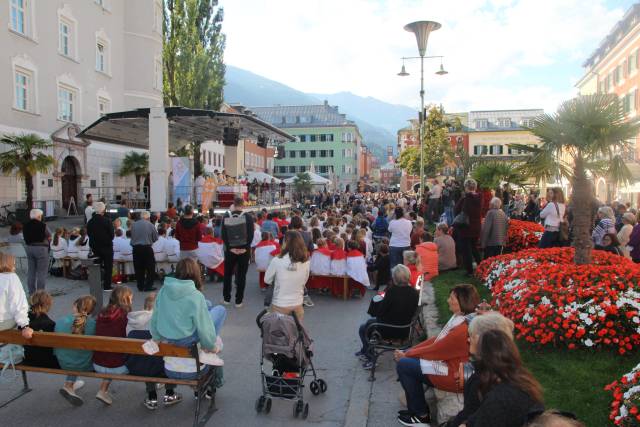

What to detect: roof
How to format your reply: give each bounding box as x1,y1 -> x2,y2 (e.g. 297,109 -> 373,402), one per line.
249,104 -> 357,129
77,107 -> 294,150
583,3 -> 640,68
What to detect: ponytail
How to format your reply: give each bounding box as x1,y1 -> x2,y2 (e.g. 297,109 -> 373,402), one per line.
71,313 -> 89,335
53,228 -> 63,246
71,295 -> 96,335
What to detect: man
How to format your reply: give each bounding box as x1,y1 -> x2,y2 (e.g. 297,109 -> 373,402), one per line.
174,205 -> 202,259
84,193 -> 94,223
427,179 -> 443,223
221,197 -> 254,307
130,211 -> 159,292
87,201 -> 115,291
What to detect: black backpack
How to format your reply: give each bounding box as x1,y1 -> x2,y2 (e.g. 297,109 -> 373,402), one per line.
223,212 -> 248,248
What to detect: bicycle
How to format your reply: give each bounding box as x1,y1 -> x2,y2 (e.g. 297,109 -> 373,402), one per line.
0,203 -> 17,227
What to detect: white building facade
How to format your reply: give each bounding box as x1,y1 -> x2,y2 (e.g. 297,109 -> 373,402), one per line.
1,0 -> 163,213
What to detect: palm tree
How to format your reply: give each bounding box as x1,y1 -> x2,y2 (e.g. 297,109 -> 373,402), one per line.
293,172 -> 312,200
119,152 -> 149,191
0,134 -> 54,209
470,161 -> 525,190
511,94 -> 640,264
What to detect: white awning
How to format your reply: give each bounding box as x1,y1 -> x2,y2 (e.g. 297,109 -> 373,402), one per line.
246,171 -> 280,183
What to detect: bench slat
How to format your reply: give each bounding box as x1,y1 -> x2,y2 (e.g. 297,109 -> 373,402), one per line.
0,363 -> 199,386
0,330 -> 192,358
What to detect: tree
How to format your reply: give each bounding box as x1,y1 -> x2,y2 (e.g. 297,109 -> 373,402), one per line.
470,161 -> 526,190
119,152 -> 149,191
511,94 -> 640,264
397,106 -> 453,178
0,134 -> 54,209
293,172 -> 312,199
164,0 -> 226,178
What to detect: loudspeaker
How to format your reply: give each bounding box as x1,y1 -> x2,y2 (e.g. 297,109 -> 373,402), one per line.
223,127 -> 240,146
257,135 -> 268,148
275,146 -> 285,159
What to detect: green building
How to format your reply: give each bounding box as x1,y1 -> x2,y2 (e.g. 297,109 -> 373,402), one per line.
250,102 -> 362,190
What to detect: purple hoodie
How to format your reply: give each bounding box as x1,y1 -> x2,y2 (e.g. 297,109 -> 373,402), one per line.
627,224 -> 640,261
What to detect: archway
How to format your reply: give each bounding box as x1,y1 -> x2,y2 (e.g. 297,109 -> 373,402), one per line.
61,156 -> 80,210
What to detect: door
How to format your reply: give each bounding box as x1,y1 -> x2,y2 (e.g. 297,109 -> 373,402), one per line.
61,156 -> 78,210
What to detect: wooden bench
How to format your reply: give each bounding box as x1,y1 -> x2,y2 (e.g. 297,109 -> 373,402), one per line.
0,330 -> 218,427
61,256 -> 74,278
307,274 -> 351,300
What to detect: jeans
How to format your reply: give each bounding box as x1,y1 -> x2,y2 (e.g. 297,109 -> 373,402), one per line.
444,205 -> 454,225
133,245 -> 155,290
92,247 -> 114,290
389,246 -> 409,270
180,249 -> 198,260
358,318 -> 378,359
397,357 -> 433,416
93,364 -> 129,375
427,198 -> 441,223
539,231 -> 559,248
483,245 -> 503,259
25,245 -> 48,295
458,236 -> 481,274
223,250 -> 250,304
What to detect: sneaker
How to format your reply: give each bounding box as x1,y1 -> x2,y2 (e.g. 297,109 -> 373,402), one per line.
144,397 -> 158,410
397,413 -> 431,426
235,302 -> 243,308
221,299 -> 231,306
59,387 -> 84,406
205,388 -> 215,400
354,350 -> 365,357
96,390 -> 113,405
73,380 -> 85,391
362,360 -> 376,370
303,295 -> 314,307
163,392 -> 183,407
198,350 -> 224,366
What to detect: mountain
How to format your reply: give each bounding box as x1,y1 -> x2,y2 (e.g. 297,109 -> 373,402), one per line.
224,65 -> 413,158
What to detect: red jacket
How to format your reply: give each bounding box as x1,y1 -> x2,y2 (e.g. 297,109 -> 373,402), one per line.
404,322 -> 469,392
175,217 -> 202,251
93,306 -> 128,368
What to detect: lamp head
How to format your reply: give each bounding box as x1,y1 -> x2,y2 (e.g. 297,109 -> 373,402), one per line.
397,64 -> 409,77
404,21 -> 441,57
436,63 -> 448,75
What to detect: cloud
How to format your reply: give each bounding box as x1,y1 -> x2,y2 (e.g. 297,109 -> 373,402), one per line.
219,0 -> 627,113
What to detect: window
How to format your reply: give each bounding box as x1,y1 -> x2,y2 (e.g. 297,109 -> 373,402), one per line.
300,150 -> 306,158
10,0 -> 25,34
623,91 -> 636,114
319,166 -> 327,173
96,41 -> 107,73
154,57 -> 163,91
310,150 -> 317,158
342,165 -> 346,173
97,96 -> 110,116
320,150 -> 327,157
14,69 -> 29,111
490,145 -> 503,155
289,166 -> 296,174
475,119 -> 488,129
320,134 -> 327,142
327,134 -> 334,142
58,86 -> 76,122
289,150 -> 296,158
208,151 -> 212,166
497,118 -> 511,128
614,65 -> 623,85
58,11 -> 77,60
299,116 -> 310,124
606,73 -> 612,92
298,135 -> 306,142
310,134 -> 317,142
346,148 -> 351,157
473,145 -> 486,155
629,51 -> 638,75
329,150 -> 334,157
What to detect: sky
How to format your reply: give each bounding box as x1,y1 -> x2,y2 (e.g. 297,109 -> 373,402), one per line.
219,0 -> 638,114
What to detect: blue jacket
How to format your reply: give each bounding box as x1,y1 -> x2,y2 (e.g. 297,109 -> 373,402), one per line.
125,329 -> 164,377
373,216 -> 389,237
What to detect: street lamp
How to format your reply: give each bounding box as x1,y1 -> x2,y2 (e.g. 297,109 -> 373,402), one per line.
399,20 -> 447,200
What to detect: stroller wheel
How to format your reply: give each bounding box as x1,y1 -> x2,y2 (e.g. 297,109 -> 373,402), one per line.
302,402 -> 309,419
310,380 -> 320,396
255,396 -> 265,413
293,400 -> 303,418
264,397 -> 272,414
318,379 -> 328,393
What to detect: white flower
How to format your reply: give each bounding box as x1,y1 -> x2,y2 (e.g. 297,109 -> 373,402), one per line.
541,296 -> 551,306
584,339 -> 593,347
584,318 -> 593,326
634,316 -> 639,324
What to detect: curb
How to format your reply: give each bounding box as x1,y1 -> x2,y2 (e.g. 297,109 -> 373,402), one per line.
343,362 -> 372,427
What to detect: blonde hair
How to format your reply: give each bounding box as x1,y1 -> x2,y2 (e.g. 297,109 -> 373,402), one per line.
30,290 -> 52,315
334,237 -> 345,250
469,311 -> 514,340
144,292 -> 157,311
403,250 -> 419,266
316,238 -> 327,248
0,253 -> 16,273
72,295 -> 97,335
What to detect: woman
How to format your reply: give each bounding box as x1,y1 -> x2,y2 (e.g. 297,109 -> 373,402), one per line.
403,250 -> 422,287
7,221 -> 23,243
524,193 -> 540,223
538,188 -> 566,249
151,258 -> 226,386
0,253 -> 32,337
357,265 -> 419,369
388,207 -> 413,269
592,206 -> 616,247
264,230 -> 311,322
458,329 -> 543,427
597,233 -> 624,256
23,208 -> 51,295
618,212 -> 637,259
454,179 -> 482,276
480,197 -> 509,259
394,284 -> 480,427
410,217 -> 426,250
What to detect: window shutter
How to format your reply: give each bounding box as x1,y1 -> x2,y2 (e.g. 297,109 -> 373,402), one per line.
636,89 -> 639,110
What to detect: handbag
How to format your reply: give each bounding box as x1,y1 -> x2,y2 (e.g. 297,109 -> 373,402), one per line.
554,203 -> 569,242
0,343 -> 24,383
452,211 -> 469,227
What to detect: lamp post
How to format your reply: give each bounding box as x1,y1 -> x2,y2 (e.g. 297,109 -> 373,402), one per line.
399,21 -> 447,200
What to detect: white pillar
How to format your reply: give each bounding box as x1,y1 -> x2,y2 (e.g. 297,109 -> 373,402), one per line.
149,107 -> 169,212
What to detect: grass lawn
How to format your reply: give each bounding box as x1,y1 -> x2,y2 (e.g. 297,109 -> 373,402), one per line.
431,269 -> 639,427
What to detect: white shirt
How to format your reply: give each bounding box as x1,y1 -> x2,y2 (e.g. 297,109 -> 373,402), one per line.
153,236 -> 168,261
50,238 -> 68,259
539,202 -> 566,228
265,254 -> 310,307
0,272 -> 29,328
85,205 -> 95,222
388,218 -> 413,247
430,184 -> 443,199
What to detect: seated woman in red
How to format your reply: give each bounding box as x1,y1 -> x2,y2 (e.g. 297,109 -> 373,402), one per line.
394,284 -> 480,427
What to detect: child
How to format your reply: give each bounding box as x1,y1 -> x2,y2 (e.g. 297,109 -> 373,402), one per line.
76,228 -> 91,261
403,250 -> 422,288
93,286 -> 132,405
330,238 -> 347,276
197,227 -> 225,281
165,229 -> 181,264
310,238 -> 332,276
24,290 -> 59,368
255,232 -> 280,289
55,295 -> 97,406
367,243 -> 391,291
50,228 -> 67,267
126,293 -> 182,410
346,240 -> 370,289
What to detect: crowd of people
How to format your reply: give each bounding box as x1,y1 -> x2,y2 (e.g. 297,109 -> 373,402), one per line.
0,181 -> 606,426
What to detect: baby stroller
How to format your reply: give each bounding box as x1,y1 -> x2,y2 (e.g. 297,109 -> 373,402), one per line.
255,309 -> 327,419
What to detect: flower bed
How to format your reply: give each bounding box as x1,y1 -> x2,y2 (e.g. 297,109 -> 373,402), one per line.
476,248 -> 640,351
605,363 -> 640,425
505,219 -> 544,252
